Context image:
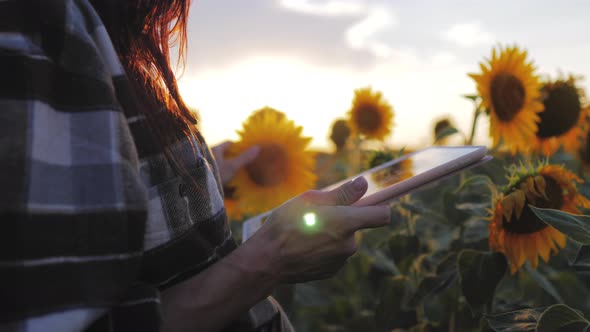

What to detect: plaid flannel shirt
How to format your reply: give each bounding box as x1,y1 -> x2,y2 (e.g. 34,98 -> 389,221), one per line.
0,0 -> 292,331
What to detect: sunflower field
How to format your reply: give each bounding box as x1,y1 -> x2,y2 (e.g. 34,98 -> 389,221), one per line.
224,45 -> 590,331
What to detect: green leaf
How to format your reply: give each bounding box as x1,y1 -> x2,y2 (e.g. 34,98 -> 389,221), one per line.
388,234 -> 420,264
536,304 -> 590,332
457,250 -> 507,311
294,283 -> 331,307
461,219 -> 491,243
341,251 -> 373,286
463,94 -> 480,102
371,249 -> 400,275
398,201 -> 449,224
524,264 -> 564,304
443,191 -> 471,225
408,253 -> 458,306
529,206 -> 590,245
375,275 -> 413,330
484,308 -> 544,332
572,245 -> 590,288
455,174 -> 492,193
563,240 -> 583,264
347,310 -> 377,332
435,126 -> 459,143
408,323 -> 436,332
455,202 -> 490,218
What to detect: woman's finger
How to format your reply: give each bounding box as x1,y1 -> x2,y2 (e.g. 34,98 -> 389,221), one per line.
313,205 -> 391,234
300,176 -> 368,206
227,145 -> 260,170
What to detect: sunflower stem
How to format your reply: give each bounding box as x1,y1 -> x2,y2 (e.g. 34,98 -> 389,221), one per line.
349,135 -> 363,176
405,215 -> 416,236
449,312 -> 456,332
467,105 -> 482,146
484,300 -> 493,315
458,224 -> 466,244
416,304 -> 426,325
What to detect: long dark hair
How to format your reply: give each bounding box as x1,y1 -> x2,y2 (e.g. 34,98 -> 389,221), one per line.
91,0 -> 197,157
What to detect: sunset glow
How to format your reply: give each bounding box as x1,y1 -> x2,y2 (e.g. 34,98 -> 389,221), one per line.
179,0 -> 590,151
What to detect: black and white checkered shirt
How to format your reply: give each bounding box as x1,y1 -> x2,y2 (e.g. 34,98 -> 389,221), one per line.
0,0 -> 292,331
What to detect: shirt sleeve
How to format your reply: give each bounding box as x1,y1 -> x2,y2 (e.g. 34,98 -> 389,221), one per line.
0,0 -> 149,330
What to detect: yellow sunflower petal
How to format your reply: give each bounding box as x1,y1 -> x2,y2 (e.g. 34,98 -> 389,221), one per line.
501,194 -> 515,222
347,87 -> 395,141
503,234 -> 518,273
488,161 -> 590,273
470,45 -> 543,155
526,176 -> 540,197
543,228 -> 558,254
524,234 -> 539,269
229,107 -> 317,214
534,175 -> 547,199
536,229 -> 552,262
533,78 -> 589,156
513,189 -> 526,219
553,230 -> 567,249
512,234 -> 527,271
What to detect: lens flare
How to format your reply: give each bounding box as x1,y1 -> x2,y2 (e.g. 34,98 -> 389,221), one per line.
304,213 -> 317,227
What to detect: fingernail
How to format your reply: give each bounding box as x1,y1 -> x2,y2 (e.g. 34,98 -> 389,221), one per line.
352,176 -> 366,190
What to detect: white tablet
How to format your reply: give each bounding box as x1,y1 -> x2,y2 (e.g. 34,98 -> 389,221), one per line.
347,145 -> 490,206
241,146 -> 491,242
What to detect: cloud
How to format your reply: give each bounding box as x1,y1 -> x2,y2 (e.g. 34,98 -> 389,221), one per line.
443,22 -> 494,47
278,0 -> 398,58
345,7 -> 397,58
431,52 -> 456,67
181,0 -> 590,151
185,0 -> 382,72
278,0 -> 364,16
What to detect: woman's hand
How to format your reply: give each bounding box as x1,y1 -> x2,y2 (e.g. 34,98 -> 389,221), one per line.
246,176 -> 391,284
211,141 -> 260,184
160,176 -> 390,331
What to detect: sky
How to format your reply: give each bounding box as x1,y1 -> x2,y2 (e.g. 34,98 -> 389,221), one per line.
176,0 -> 590,151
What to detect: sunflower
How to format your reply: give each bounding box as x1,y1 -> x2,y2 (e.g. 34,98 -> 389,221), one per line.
533,76 -> 590,156
347,87 -> 394,141
469,45 -> 544,154
227,107 -> 317,214
488,162 -> 590,273
329,119 -> 351,152
433,117 -> 455,145
581,131 -> 590,173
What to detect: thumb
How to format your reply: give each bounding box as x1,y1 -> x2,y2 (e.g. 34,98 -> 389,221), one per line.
302,176 -> 368,206
212,141 -> 232,154
230,145 -> 260,169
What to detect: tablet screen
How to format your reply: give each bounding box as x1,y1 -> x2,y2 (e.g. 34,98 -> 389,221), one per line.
242,146 -> 486,242
350,146 -> 482,198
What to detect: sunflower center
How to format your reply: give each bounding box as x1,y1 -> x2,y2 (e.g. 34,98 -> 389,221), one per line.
330,119 -> 351,151
490,73 -> 526,122
355,104 -> 382,133
536,84 -> 581,138
245,144 -> 289,187
223,185 -> 236,199
502,176 -> 563,234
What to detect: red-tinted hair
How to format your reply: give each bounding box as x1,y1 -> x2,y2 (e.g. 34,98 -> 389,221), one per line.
91,0 -> 197,150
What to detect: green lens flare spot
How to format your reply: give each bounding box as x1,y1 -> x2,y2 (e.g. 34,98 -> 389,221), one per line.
304,213 -> 317,227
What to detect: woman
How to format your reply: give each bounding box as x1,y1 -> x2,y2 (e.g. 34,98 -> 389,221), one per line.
0,0 -> 390,331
